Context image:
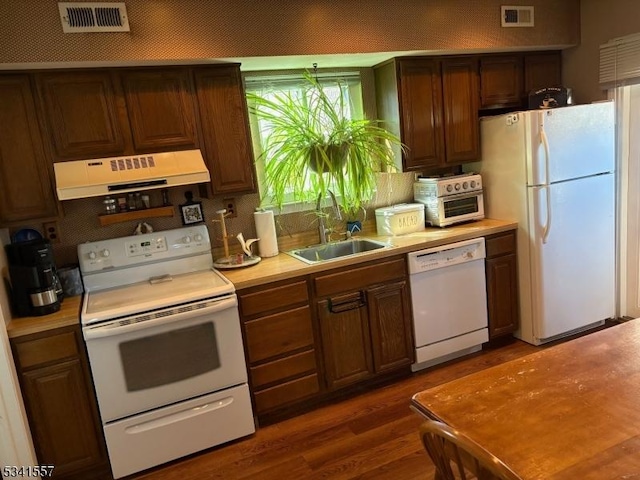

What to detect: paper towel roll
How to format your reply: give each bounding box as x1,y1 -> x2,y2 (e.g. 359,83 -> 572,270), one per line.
254,210 -> 279,257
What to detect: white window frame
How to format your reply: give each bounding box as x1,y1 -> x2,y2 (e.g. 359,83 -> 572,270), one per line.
244,69 -> 374,213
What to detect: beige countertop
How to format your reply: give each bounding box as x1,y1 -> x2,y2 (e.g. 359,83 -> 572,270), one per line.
7,294 -> 83,339
6,218 -> 516,339
221,218 -> 517,289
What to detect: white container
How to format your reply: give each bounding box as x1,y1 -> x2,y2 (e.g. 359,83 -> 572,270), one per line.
375,203 -> 425,236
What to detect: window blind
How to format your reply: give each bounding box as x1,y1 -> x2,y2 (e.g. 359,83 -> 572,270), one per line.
600,32 -> 640,88
244,71 -> 360,92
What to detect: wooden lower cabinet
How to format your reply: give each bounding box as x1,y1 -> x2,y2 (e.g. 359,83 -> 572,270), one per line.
11,326 -> 109,479
314,256 -> 414,391
239,277 -> 320,417
367,280 -> 414,373
485,230 -> 520,339
239,257 -> 414,423
317,293 -> 374,390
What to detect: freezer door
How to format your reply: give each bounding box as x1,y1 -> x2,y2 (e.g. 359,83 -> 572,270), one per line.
526,173 -> 615,342
528,102 -> 615,186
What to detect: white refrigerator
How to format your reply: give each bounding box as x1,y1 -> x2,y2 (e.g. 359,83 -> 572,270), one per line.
474,102 -> 615,345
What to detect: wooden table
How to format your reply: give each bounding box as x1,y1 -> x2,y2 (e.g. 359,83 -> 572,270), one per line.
412,320 -> 640,479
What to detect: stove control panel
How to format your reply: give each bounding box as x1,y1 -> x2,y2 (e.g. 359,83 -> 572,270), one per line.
126,237 -> 168,257
79,225 -> 211,274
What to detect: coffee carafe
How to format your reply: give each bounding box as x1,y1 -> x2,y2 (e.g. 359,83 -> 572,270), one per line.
6,239 -> 62,317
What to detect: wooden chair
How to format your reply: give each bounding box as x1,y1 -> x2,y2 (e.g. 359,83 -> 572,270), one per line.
419,419 -> 522,480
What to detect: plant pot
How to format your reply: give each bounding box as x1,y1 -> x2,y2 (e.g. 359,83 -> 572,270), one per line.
308,143 -> 349,173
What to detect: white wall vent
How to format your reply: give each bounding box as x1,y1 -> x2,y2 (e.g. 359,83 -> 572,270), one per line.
58,2 -> 130,33
501,6 -> 534,27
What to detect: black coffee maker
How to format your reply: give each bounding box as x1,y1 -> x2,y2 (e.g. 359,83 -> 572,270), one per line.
6,239 -> 63,317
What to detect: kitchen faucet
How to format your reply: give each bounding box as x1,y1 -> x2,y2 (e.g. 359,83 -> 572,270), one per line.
316,190 -> 342,244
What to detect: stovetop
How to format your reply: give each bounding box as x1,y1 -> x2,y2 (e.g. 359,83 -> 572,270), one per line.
81,268 -> 233,325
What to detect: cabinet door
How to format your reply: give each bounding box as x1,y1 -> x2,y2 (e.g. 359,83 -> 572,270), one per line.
367,280 -> 414,373
397,59 -> 445,171
120,69 -> 199,152
0,75 -> 58,224
36,71 -> 125,160
441,57 -> 480,165
21,358 -> 106,478
194,66 -> 256,194
317,292 -> 374,390
480,56 -> 523,108
486,254 -> 519,338
524,52 -> 562,94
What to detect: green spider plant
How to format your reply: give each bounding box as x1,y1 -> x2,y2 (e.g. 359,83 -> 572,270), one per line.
247,71 -> 404,217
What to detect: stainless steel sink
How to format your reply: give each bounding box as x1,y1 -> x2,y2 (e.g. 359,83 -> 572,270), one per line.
286,238 -> 391,264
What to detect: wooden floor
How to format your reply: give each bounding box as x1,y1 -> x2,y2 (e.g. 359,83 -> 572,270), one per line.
133,338 -> 542,480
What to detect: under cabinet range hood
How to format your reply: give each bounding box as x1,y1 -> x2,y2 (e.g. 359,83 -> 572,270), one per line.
53,150 -> 210,200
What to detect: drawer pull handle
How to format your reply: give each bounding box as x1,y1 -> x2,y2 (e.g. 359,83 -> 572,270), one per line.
329,293 -> 365,313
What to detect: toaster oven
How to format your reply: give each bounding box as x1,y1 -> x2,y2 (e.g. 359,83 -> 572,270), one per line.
413,173 -> 485,227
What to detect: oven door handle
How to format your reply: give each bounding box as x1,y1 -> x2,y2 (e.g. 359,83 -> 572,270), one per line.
440,190 -> 483,201
83,296 -> 237,340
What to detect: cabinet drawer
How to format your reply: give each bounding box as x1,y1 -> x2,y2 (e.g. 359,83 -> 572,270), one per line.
15,331 -> 79,369
486,231 -> 517,258
250,350 -> 317,389
254,373 -> 320,413
239,280 -> 308,317
244,306 -> 314,363
314,258 -> 406,298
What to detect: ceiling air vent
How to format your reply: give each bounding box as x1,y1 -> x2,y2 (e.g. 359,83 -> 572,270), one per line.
501,6 -> 534,27
58,2 -> 130,33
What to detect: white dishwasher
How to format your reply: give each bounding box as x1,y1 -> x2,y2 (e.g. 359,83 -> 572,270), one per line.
407,237 -> 488,371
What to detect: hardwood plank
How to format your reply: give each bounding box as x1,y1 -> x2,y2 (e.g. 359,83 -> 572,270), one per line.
303,415 -> 421,470
356,451 -> 433,480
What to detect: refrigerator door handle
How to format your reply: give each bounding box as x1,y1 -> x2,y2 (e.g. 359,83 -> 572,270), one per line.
540,126 -> 552,244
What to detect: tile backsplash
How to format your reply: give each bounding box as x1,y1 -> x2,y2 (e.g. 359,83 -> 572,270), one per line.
10,172 -> 416,267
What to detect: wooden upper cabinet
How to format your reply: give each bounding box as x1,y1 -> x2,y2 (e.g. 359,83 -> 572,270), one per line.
194,65 -> 256,195
35,71 -> 126,161
120,68 -> 199,152
397,59 -> 445,171
0,75 -> 58,225
479,52 -> 562,109
524,52 -> 562,94
441,57 -> 480,165
375,56 -> 479,173
480,55 -> 523,108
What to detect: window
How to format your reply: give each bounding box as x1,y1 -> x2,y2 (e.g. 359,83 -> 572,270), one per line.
244,71 -> 365,210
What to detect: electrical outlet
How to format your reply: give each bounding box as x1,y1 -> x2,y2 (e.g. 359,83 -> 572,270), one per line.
43,221 -> 61,244
223,198 -> 237,217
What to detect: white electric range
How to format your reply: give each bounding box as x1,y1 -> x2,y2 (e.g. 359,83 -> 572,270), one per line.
78,225 -> 254,479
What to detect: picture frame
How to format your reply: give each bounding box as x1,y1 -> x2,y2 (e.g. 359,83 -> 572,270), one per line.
180,201 -> 204,225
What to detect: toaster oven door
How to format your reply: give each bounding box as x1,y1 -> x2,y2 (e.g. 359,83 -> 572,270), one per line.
436,191 -> 484,226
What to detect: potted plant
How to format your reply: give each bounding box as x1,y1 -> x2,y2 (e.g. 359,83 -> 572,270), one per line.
247,71 -> 405,216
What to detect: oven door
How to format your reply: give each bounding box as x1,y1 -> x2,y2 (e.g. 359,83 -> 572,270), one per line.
83,294 -> 247,423
436,191 -> 485,226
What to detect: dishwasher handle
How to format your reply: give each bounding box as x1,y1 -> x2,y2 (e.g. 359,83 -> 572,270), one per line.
328,291 -> 366,313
